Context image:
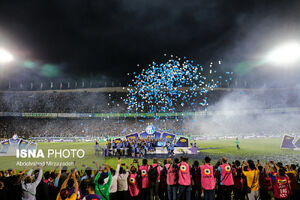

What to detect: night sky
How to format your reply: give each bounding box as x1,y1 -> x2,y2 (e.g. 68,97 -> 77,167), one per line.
1,0 -> 300,81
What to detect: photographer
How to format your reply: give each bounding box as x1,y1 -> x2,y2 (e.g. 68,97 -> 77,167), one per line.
95,164 -> 112,200
242,160 -> 260,200
22,165 -> 44,200
56,171 -> 78,200
109,159 -> 121,200
200,156 -> 216,200
267,162 -> 291,200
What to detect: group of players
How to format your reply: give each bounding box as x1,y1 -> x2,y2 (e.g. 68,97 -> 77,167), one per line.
102,137 -> 175,157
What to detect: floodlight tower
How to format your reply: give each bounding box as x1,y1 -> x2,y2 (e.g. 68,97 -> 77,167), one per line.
0,48 -> 14,89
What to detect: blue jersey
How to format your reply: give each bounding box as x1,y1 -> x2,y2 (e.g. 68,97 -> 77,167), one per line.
171,143 -> 174,150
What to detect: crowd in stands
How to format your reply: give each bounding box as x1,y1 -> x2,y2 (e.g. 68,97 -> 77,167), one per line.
0,91 -> 220,113
1,116 -> 299,140
0,118 -> 186,139
1,89 -> 298,114
0,92 -> 127,113
0,157 -> 299,200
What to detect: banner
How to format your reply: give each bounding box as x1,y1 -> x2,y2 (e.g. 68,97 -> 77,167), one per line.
27,143 -> 37,150
57,113 -> 78,118
77,113 -> 93,118
126,133 -> 138,141
0,135 -> 35,155
154,131 -> 161,139
0,112 -> 22,117
139,131 -> 160,139
0,140 -> 10,153
281,135 -> 296,149
175,137 -> 189,147
19,140 -> 29,149
139,132 -> 149,139
9,138 -> 20,150
294,138 -> 300,148
162,133 -> 176,142
22,113 -> 57,118
0,107 -> 299,119
57,113 -> 92,118
113,138 -> 122,144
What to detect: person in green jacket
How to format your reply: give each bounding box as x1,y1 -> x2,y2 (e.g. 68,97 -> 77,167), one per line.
95,164 -> 112,200
235,137 -> 240,150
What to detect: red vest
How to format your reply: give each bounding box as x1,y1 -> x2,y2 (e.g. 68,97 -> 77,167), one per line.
273,175 -> 291,199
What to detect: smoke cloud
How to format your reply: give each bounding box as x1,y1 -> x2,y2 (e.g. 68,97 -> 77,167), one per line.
187,87 -> 300,137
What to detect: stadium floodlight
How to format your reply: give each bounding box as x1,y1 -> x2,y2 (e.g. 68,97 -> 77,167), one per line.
266,42 -> 300,66
0,48 -> 14,63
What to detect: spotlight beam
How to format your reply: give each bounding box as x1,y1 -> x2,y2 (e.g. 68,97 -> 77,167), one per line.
266,42 -> 300,66
0,48 -> 14,63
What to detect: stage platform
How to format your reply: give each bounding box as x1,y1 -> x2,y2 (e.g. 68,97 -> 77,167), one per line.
147,147 -> 192,154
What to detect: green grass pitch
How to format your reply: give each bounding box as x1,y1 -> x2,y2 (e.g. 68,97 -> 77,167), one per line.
0,138 -> 299,170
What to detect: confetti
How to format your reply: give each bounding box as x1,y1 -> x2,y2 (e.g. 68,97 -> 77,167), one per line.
123,56 -> 233,134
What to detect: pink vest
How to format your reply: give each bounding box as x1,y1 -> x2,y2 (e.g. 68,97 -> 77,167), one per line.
139,165 -> 150,188
128,173 -> 139,197
200,165 -> 216,190
165,164 -> 177,185
220,164 -> 234,186
178,162 -> 191,186
273,176 -> 291,199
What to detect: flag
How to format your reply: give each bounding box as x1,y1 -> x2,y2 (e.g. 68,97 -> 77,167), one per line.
125,133 -> 138,141
27,143 -> 37,150
19,140 -> 29,149
154,131 -> 161,139
294,138 -> 300,148
175,137 -> 189,147
162,133 -> 176,142
139,132 -> 148,139
0,140 -> 10,153
113,138 -> 122,145
281,135 -> 296,149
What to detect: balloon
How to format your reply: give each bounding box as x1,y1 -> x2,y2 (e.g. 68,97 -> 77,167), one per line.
123,55 -> 233,134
